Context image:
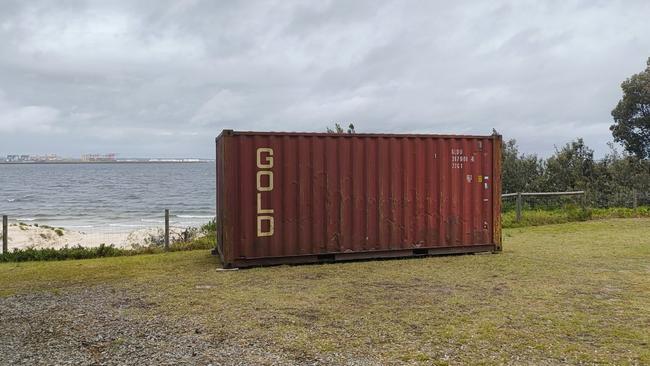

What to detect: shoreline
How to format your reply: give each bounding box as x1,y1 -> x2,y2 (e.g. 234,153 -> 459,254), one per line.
2,223 -> 195,251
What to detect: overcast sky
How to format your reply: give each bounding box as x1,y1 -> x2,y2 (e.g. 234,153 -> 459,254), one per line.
0,1 -> 649,158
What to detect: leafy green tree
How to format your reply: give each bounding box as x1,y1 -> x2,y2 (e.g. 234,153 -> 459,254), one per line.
501,139 -> 543,193
326,123 -> 355,134
611,57 -> 650,159
542,138 -> 596,192
587,154 -> 616,207
606,144 -> 649,187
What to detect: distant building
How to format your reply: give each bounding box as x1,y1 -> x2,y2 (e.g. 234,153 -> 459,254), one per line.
5,155 -> 33,162
31,154 -> 60,162
81,153 -> 117,162
5,154 -> 61,162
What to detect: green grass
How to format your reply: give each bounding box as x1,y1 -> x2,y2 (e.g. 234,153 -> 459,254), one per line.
0,240 -> 214,263
0,236 -> 214,263
1,218 -> 649,364
502,205 -> 650,228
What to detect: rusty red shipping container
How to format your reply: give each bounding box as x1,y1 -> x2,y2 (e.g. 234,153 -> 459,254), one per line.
215,130 -> 502,268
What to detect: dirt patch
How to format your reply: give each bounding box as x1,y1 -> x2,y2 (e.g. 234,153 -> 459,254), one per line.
0,286 -> 297,365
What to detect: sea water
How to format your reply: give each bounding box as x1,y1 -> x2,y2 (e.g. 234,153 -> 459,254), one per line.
0,163 -> 215,230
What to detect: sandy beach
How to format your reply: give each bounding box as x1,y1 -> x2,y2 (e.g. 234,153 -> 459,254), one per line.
2,223 -> 190,251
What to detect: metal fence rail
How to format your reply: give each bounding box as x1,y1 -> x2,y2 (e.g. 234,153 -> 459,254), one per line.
2,215 -> 7,253
502,191 -> 585,198
502,191 -> 586,222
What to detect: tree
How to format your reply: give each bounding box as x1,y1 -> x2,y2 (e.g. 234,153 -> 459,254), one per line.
600,144 -> 650,206
542,138 -> 596,192
611,57 -> 650,159
501,139 -> 543,193
326,123 -> 355,134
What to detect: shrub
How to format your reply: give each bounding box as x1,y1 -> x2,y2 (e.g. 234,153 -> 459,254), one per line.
0,244 -> 127,262
502,206 -> 649,228
566,205 -> 592,221
201,219 -> 216,235
0,232 -> 216,263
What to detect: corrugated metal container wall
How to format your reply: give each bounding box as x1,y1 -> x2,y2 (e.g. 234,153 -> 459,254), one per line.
216,130 -> 501,268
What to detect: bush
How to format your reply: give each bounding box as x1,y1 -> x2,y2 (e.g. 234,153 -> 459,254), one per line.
0,232 -> 217,263
592,206 -> 650,219
566,206 -> 592,221
139,226 -> 209,248
502,209 -> 570,228
502,206 -> 649,228
0,244 -> 127,262
201,219 -> 216,235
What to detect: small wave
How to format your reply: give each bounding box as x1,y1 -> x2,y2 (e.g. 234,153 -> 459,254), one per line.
176,215 -> 214,218
7,194 -> 34,203
141,219 -> 164,223
16,217 -> 36,221
175,222 -> 202,226
108,224 -> 148,228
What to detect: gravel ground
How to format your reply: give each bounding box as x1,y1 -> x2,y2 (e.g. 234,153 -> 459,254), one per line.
0,286 -> 375,366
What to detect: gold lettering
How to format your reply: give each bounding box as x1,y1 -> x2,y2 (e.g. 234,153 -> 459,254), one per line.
256,147 -> 275,237
256,170 -> 273,191
257,148 -> 273,168
257,192 -> 274,214
257,215 -> 274,237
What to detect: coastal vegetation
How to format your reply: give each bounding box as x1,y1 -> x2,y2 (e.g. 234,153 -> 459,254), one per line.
501,138 -> 649,207
502,205 -> 650,228
0,221 -> 215,263
0,240 -> 215,263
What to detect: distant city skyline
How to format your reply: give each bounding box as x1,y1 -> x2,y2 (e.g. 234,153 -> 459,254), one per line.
3,153 -> 211,162
1,1 -> 650,158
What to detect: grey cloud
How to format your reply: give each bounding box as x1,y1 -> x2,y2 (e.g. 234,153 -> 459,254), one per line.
0,0 -> 649,158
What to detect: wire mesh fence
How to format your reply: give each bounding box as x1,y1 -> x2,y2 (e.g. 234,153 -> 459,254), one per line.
500,189 -> 649,227
502,189 -> 648,213
501,191 -> 585,212
0,210 -> 214,254
586,189 -> 650,209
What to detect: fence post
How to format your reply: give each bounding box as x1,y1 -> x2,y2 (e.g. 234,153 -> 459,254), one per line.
632,189 -> 638,211
515,192 -> 522,222
2,215 -> 7,254
164,209 -> 170,250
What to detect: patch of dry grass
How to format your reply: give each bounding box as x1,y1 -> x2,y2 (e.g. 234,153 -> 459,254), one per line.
1,218 -> 649,364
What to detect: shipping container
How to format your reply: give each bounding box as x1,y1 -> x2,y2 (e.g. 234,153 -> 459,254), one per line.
215,130 -> 502,268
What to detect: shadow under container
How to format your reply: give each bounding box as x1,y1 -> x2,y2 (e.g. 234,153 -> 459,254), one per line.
215,130 -> 502,268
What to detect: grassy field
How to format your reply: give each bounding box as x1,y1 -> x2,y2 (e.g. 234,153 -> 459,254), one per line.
1,218 -> 649,364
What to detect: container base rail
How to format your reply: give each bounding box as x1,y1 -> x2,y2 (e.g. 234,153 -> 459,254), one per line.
217,244 -> 498,269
